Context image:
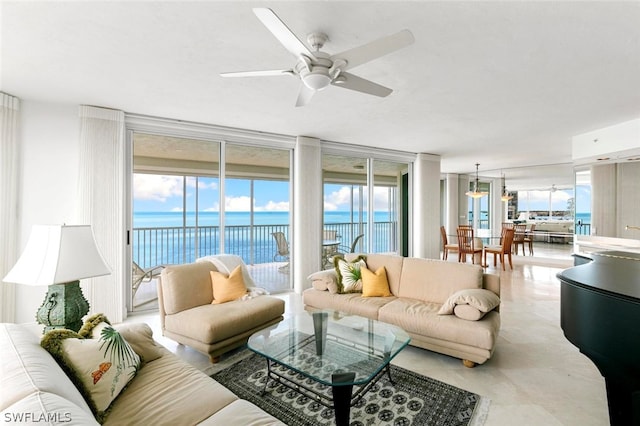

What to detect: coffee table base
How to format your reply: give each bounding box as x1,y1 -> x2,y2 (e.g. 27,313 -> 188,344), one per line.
259,357 -> 394,426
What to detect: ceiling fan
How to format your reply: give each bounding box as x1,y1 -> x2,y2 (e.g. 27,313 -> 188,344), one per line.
220,8 -> 415,107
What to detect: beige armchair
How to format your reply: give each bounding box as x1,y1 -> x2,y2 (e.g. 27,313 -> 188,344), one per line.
158,261 -> 285,362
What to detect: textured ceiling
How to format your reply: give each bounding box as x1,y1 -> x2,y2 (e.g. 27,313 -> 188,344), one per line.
2,1 -> 639,189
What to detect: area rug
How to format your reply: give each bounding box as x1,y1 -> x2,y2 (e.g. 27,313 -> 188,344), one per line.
212,350 -> 489,426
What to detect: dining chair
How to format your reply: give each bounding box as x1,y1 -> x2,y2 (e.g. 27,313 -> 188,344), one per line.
500,222 -> 515,244
456,226 -> 482,264
512,224 -> 527,255
524,223 -> 536,255
440,226 -> 459,260
483,228 -> 515,270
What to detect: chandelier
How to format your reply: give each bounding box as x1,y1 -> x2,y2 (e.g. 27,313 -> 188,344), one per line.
501,175 -> 513,202
465,163 -> 488,198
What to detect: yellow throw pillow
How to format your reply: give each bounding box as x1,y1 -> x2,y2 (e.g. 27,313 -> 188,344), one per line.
361,266 -> 392,297
210,265 -> 248,304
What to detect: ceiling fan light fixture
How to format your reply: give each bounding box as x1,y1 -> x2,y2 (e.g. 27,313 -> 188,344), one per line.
301,70 -> 331,90
465,163 -> 488,199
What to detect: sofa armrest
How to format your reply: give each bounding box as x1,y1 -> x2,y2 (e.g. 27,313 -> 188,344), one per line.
482,273 -> 500,299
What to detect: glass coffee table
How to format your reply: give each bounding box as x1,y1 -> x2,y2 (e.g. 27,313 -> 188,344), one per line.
247,310 -> 410,426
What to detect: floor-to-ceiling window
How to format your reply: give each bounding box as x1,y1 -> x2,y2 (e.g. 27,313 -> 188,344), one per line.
467,181 -> 491,229
322,152 -> 407,257
129,130 -> 292,311
575,169 -> 592,235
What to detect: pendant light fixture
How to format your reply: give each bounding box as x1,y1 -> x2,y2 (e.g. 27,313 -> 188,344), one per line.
501,174 -> 513,202
466,163 -> 488,199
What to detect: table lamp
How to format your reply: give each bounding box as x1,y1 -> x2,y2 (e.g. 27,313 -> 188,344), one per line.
3,224 -> 111,333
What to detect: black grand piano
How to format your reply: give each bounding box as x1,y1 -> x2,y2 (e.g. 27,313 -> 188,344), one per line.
558,250 -> 640,426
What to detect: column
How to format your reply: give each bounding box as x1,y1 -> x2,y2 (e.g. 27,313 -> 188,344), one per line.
412,153 -> 441,259
293,136 -> 323,293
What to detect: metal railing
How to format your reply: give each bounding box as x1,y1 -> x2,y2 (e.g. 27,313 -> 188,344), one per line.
133,222 -> 396,269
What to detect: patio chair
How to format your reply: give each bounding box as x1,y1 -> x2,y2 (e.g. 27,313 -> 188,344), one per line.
132,261 -> 165,300
271,232 -> 290,262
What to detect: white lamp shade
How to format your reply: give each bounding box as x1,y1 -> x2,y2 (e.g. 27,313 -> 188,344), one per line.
3,225 -> 111,285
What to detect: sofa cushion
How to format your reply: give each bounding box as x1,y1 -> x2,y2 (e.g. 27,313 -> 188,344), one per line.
335,256 -> 367,293
438,288 -> 501,315
164,296 -> 285,344
1,391 -> 99,425
41,325 -> 140,422
0,323 -> 92,414
361,266 -> 392,297
198,399 -> 284,425
161,262 -> 218,315
303,289 -> 394,320
398,258 -> 483,304
210,266 -> 248,304
104,349 -> 239,425
378,298 -> 500,350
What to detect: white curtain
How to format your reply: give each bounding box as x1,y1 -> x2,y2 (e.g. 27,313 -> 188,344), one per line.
77,106 -> 126,323
0,93 -> 20,323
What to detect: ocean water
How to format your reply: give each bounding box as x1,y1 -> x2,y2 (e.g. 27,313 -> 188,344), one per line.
132,211 -> 394,268
134,210 -> 390,228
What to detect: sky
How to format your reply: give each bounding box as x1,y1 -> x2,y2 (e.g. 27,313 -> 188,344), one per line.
133,173 -> 591,214
133,174 -> 393,212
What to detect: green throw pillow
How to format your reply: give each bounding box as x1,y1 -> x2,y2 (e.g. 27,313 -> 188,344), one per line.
42,314 -> 141,423
334,255 -> 367,293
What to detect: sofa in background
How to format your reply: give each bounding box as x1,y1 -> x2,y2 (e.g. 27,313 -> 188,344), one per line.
303,253 -> 501,367
158,259 -> 285,362
0,322 -> 284,425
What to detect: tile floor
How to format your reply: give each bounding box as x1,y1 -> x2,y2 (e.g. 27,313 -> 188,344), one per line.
126,243 -> 610,426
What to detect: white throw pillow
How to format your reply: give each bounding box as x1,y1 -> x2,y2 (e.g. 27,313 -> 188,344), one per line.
438,288 -> 500,316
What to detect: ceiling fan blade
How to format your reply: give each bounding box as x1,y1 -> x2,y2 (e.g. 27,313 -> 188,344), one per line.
331,72 -> 393,97
295,84 -> 315,107
332,29 -> 414,71
220,69 -> 294,78
253,8 -> 317,61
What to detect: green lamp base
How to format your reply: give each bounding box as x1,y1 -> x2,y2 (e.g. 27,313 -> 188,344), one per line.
36,280 -> 90,333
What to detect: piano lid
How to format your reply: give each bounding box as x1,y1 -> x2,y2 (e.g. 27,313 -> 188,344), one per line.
557,250 -> 640,302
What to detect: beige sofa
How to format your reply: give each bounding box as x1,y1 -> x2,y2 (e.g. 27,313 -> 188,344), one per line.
158,261 -> 285,362
303,254 -> 501,367
0,322 -> 284,425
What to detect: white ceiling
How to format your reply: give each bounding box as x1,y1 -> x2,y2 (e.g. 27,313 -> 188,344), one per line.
2,1 -> 639,189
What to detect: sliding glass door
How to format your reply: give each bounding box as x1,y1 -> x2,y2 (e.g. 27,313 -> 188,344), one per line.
130,132 -> 291,311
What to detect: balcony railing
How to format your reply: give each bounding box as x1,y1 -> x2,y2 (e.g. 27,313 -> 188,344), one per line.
133,221 -> 396,269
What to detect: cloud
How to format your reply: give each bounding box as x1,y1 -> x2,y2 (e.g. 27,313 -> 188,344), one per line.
133,174 -> 183,202
225,195 -> 252,211
324,185 -> 393,211
257,201 -> 289,211
324,186 -> 358,211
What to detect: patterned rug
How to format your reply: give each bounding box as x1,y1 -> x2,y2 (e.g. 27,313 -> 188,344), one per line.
211,350 -> 489,426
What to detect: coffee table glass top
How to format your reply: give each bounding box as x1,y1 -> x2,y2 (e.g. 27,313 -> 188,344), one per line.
247,310 -> 410,386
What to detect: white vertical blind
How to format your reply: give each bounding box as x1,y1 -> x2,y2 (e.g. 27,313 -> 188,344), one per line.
0,93 -> 19,322
77,106 -> 125,323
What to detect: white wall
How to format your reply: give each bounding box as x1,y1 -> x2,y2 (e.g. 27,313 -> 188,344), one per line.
15,100 -> 79,323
